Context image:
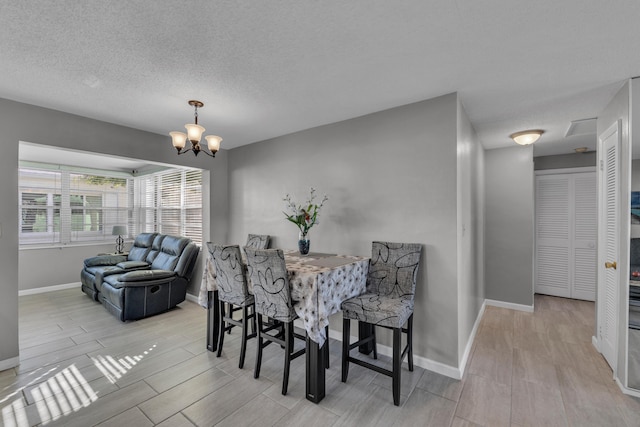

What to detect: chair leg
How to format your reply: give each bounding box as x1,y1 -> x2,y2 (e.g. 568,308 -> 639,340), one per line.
250,305 -> 257,334
216,301 -> 226,357
372,326 -> 378,359
407,314 -> 414,371
342,318 -> 350,382
392,327 -> 401,406
254,315 -> 264,379
239,305 -> 249,369
324,325 -> 330,369
227,303 -> 233,334
282,321 -> 292,395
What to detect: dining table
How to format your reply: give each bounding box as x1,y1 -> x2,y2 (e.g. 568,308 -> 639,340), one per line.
199,248 -> 370,403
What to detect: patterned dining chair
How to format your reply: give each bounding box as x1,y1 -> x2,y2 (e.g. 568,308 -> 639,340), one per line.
245,234 -> 270,250
340,241 -> 422,406
221,234 -> 271,337
209,244 -> 256,369
244,248 -> 305,395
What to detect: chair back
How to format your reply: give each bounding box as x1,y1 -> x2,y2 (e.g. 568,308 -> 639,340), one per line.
209,244 -> 252,306
244,248 -> 296,321
366,242 -> 422,298
245,234 -> 271,249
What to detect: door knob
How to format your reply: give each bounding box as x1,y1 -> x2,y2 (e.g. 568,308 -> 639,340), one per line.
605,261 -> 617,269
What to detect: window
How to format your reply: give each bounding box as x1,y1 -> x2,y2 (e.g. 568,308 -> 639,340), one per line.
19,166 -> 203,247
19,168 -> 129,245
132,169 -> 203,246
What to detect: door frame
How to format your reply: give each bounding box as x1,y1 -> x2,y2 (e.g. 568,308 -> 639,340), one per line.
597,119 -> 622,373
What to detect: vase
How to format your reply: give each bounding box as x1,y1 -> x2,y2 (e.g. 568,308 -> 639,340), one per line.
298,231 -> 311,255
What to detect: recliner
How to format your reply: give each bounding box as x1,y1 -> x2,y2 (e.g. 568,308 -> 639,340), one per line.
81,233 -> 159,300
81,233 -> 199,321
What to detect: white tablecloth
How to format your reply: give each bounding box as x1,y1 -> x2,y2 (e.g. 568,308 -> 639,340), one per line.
199,249 -> 369,346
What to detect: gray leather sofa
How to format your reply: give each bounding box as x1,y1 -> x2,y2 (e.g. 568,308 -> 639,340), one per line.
81,233 -> 200,321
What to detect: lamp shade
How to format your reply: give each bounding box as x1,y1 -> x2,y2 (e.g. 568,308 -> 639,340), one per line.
205,135 -> 222,153
112,225 -> 127,236
170,131 -> 187,149
510,129 -> 544,145
185,123 -> 205,143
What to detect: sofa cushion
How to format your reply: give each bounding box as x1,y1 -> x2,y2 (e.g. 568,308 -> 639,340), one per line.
128,233 -> 157,262
174,243 -> 199,278
147,234 -> 166,263
85,265 -> 125,293
151,236 -> 190,271
86,265 -> 124,277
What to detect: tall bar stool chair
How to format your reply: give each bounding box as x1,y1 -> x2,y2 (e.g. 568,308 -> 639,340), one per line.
209,244 -> 256,369
245,234 -> 270,250
341,241 -> 422,406
244,248 -> 306,395
223,234 -> 271,337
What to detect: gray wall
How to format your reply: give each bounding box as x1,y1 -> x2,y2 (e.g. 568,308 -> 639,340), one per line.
534,152 -> 596,170
0,97 -> 228,366
456,99 -> 485,364
20,243 -> 114,290
485,146 -> 534,306
226,94 -> 461,367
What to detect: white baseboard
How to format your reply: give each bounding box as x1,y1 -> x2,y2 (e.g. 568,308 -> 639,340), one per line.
485,299 -> 534,313
592,335 -> 600,352
0,356 -> 19,371
458,300 -> 487,379
185,293 -> 199,304
326,326 -> 461,379
616,376 -> 640,398
19,282 -> 80,296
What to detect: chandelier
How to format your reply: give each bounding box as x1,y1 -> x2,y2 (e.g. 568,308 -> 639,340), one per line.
169,100 -> 222,157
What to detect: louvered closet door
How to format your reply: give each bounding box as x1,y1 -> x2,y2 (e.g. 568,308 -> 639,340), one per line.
535,171 -> 597,301
573,173 -> 597,300
536,174 -> 571,298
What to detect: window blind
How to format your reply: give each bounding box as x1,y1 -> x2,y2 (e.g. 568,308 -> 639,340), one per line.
132,169 -> 202,246
19,168 -> 129,245
20,166 -> 202,247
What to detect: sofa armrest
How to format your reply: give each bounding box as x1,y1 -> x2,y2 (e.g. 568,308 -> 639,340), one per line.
117,269 -> 177,283
116,260 -> 150,270
84,254 -> 127,267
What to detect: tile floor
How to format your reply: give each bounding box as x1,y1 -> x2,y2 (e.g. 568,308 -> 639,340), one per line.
1,290 -> 639,426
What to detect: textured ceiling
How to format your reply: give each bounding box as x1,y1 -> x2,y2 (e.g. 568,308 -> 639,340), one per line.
1,1 -> 639,157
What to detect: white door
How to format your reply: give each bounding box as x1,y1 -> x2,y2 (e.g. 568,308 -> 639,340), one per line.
573,173 -> 598,300
535,171 -> 597,300
599,120 -> 621,370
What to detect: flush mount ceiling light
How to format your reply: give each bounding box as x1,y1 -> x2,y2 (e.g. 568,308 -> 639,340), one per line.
509,129 -> 544,146
169,100 -> 222,157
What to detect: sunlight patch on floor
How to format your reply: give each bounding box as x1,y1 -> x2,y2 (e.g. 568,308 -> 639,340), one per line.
1,344 -> 156,427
